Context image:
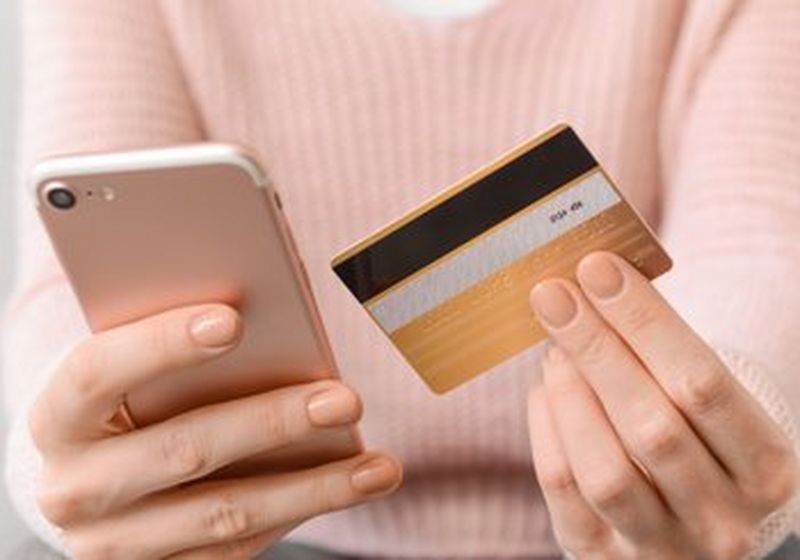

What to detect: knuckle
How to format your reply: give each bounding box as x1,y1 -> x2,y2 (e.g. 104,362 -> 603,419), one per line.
619,300 -> 662,334
37,478 -> 87,527
161,425 -> 211,480
632,410 -> 683,460
203,495 -> 253,542
764,462 -> 799,510
303,462 -> 369,515
705,524 -> 754,560
674,357 -> 731,416
580,467 -> 634,511
64,341 -> 108,402
256,399 -> 293,445
537,464 -> 579,495
576,328 -> 615,366
749,445 -> 799,510
148,317 -> 181,367
305,470 -> 340,514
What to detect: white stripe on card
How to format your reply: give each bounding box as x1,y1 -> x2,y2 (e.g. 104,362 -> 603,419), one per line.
366,170 -> 619,332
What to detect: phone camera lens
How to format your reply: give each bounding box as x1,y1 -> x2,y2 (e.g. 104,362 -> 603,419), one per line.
47,187 -> 76,210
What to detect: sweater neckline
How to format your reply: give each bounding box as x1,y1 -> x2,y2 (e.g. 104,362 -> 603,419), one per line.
379,0 -> 500,22
365,0 -> 507,42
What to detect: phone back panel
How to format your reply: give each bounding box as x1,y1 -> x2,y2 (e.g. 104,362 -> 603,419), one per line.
34,146 -> 361,468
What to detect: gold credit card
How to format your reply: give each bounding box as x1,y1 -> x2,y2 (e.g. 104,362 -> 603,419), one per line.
331,124 -> 672,394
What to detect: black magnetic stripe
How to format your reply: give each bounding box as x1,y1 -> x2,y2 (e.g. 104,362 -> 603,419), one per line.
334,127 -> 598,303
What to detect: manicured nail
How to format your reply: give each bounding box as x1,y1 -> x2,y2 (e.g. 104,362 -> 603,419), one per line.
530,281 -> 578,328
189,309 -> 240,348
542,345 -> 572,387
307,386 -> 361,427
547,344 -> 568,364
351,456 -> 401,495
578,253 -> 624,300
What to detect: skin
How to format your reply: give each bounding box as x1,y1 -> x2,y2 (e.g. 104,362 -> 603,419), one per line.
29,304 -> 403,559
30,250 -> 798,559
527,252 -> 800,559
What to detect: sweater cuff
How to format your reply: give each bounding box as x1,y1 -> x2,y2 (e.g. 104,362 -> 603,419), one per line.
3,352 -> 70,557
714,346 -> 800,559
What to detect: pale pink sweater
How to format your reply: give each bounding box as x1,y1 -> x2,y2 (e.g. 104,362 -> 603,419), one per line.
3,1 -> 800,558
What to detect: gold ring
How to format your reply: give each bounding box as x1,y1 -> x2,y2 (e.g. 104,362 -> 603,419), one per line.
109,397 -> 138,434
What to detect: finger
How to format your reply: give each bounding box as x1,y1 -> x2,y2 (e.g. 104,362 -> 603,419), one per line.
530,279 -> 741,536
576,252 -> 795,497
543,344 -> 678,549
38,381 -> 361,525
167,524 -> 294,560
31,304 -> 242,446
68,452 -> 402,559
527,381 -> 613,554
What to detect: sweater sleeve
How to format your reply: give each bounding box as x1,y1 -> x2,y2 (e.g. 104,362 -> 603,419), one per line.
656,0 -> 800,554
2,0 -> 202,551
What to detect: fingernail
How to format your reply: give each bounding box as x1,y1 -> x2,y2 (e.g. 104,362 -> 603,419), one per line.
189,309 -> 240,348
307,386 -> 361,427
542,345 -> 570,386
547,344 -> 568,364
351,456 -> 401,495
530,281 -> 577,328
578,253 -> 624,300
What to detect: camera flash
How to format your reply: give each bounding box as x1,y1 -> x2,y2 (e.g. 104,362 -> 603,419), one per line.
101,187 -> 116,201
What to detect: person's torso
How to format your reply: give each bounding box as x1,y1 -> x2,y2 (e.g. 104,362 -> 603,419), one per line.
158,1 -> 682,555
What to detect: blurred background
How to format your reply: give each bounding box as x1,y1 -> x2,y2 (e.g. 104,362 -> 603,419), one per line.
0,0 -> 28,554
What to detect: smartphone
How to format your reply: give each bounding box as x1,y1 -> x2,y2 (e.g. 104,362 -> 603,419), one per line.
32,144 -> 363,473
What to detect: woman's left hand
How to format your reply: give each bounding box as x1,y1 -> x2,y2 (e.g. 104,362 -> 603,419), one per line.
527,252 -> 799,560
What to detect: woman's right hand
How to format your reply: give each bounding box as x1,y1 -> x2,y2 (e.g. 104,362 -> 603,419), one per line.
28,303 -> 402,559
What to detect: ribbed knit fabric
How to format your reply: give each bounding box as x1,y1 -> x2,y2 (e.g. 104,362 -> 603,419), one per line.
3,1 -> 800,557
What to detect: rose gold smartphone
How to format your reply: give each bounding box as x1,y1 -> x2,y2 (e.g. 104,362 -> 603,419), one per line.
32,144 -> 362,473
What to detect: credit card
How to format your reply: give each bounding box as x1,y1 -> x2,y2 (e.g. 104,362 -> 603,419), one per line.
331,124 -> 672,393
